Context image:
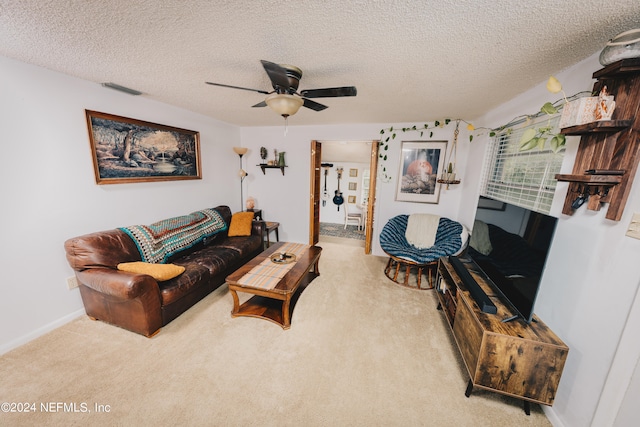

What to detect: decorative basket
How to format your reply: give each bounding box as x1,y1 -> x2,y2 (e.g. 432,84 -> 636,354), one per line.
559,97 -> 598,128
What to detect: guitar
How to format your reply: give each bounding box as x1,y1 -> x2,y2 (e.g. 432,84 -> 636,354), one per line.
333,167 -> 344,210
322,168 -> 330,207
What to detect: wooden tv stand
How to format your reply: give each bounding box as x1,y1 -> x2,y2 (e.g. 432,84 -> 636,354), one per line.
436,257 -> 569,415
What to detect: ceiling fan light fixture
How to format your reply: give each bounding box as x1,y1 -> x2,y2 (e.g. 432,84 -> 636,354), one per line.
265,93 -> 304,117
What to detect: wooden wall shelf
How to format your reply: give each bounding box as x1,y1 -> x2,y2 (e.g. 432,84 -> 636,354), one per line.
560,120 -> 632,136
557,59 -> 640,221
592,57 -> 640,78
555,174 -> 623,185
258,164 -> 287,175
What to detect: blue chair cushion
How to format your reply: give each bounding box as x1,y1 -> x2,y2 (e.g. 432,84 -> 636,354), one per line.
380,215 -> 466,264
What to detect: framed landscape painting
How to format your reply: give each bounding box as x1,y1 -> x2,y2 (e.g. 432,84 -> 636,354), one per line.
85,110 -> 201,184
395,140 -> 447,203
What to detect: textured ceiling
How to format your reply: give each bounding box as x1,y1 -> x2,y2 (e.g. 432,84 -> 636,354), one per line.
1,0 -> 639,127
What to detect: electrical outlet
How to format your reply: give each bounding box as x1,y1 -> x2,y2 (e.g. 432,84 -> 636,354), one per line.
67,276 -> 79,290
626,212 -> 640,240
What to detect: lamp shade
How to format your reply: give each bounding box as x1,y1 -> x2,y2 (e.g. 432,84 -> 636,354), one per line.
265,93 -> 304,117
233,147 -> 248,156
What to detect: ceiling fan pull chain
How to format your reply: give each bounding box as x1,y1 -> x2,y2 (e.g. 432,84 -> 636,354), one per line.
284,116 -> 289,136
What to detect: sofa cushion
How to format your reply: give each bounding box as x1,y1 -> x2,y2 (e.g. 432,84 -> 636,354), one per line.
117,262 -> 185,281
158,263 -> 211,306
228,212 -> 254,236
177,246 -> 245,278
213,235 -> 263,256
65,229 -> 142,270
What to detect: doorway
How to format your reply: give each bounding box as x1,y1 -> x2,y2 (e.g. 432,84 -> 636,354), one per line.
309,140 -> 379,253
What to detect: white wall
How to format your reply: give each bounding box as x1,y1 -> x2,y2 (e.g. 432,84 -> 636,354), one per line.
471,53 -> 640,427
240,123 -> 470,255
319,161 -> 368,225
0,55 -> 241,353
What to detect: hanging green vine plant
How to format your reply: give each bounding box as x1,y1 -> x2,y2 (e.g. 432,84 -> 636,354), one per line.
378,119 -> 491,182
376,78 -> 592,183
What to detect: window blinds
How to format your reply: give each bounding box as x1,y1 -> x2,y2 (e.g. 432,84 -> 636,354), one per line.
480,115 -> 565,215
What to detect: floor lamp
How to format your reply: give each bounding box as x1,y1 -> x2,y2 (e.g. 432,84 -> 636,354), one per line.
233,147 -> 248,210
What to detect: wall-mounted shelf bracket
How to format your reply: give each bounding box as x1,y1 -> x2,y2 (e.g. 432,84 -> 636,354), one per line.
258,164 -> 287,175
560,120 -> 632,136
556,174 -> 624,213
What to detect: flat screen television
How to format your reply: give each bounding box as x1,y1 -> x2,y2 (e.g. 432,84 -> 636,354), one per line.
465,197 -> 558,323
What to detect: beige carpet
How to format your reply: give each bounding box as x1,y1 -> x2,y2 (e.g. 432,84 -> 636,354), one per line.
0,239 -> 551,426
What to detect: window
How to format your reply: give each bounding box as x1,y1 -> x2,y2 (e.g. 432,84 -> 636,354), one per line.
480,115 -> 565,215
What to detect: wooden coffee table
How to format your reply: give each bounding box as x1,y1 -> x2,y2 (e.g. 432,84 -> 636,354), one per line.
226,242 -> 322,329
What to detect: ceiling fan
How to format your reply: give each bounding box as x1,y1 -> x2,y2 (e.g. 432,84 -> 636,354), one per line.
205,60 -> 357,120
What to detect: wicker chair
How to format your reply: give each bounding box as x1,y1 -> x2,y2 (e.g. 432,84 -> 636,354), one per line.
380,214 -> 468,289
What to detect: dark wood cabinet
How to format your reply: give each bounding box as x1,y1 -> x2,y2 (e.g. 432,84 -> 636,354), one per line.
436,258 -> 568,413
555,58 -> 640,221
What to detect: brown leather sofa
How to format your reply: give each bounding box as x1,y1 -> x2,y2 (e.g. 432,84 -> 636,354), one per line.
64,205 -> 264,337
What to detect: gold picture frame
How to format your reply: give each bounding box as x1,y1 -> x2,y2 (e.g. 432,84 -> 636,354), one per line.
349,168 -> 358,177
86,110 -> 201,185
348,182 -> 357,191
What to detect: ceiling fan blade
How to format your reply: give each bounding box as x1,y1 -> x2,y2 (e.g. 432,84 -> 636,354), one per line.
300,86 -> 357,98
303,98 -> 328,111
252,101 -> 267,108
205,81 -> 270,95
260,60 -> 292,92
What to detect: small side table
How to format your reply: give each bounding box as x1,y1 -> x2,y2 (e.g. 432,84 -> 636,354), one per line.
264,221 -> 280,248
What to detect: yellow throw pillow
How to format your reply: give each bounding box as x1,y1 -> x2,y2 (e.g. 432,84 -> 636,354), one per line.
117,262 -> 185,281
227,212 -> 254,237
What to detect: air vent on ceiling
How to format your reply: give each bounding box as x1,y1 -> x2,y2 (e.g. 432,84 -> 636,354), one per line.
101,82 -> 142,96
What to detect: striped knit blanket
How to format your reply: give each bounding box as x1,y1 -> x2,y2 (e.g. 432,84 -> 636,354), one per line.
120,208 -> 227,263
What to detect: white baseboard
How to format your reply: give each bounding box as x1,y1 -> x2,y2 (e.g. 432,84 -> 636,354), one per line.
0,309 -> 85,356
543,405 -> 565,427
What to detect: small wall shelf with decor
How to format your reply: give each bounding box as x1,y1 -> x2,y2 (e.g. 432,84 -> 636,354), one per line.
555,58 -> 640,221
258,165 -> 287,175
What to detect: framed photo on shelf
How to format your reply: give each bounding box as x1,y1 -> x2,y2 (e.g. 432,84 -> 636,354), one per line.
85,110 -> 201,185
477,196 -> 506,211
395,140 -> 447,203
348,182 -> 357,191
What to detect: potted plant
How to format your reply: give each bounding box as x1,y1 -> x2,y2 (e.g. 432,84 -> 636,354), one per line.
443,162 -> 456,182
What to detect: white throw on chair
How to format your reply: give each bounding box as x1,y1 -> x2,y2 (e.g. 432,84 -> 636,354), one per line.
344,203 -> 363,230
